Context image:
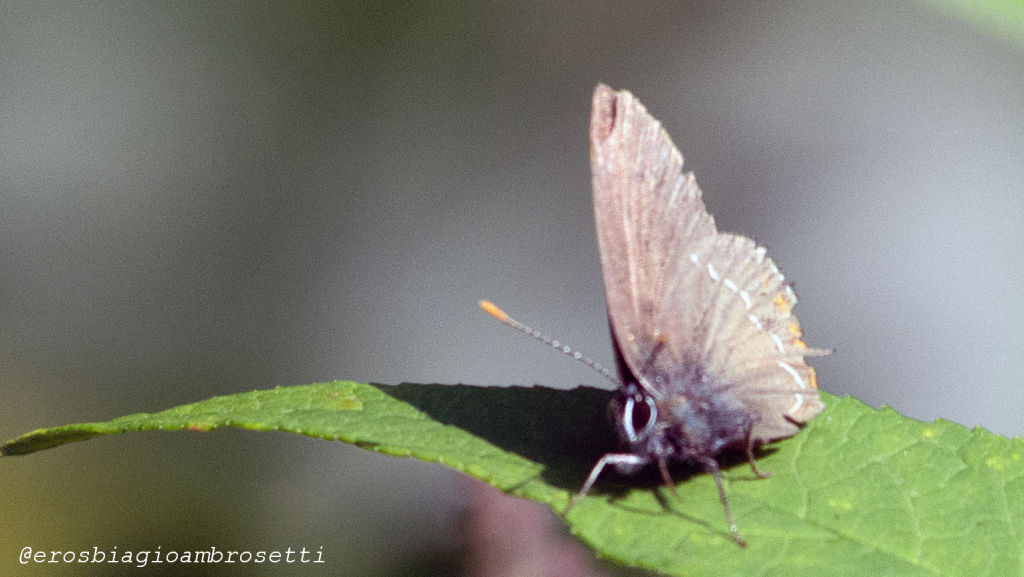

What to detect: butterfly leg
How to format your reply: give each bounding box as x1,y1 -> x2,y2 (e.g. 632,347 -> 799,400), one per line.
564,453 -> 647,515
699,456 -> 747,547
657,457 -> 682,502
744,426 -> 771,479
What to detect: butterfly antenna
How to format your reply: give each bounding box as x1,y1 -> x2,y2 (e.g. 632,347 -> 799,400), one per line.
479,300 -> 620,386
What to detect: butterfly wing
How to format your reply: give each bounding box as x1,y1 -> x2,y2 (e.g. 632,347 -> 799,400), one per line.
660,232 -> 826,440
589,84 -> 824,441
590,84 -> 716,393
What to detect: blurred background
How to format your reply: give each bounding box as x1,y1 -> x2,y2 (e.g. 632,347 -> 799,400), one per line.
2,2 -> 1021,575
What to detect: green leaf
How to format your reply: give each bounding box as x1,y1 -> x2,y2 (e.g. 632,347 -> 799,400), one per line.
3,381 -> 1022,576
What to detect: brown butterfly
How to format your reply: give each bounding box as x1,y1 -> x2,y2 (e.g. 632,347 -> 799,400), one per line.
483,84 -> 827,546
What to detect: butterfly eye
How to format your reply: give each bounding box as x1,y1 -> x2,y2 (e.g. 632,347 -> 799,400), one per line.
621,393 -> 657,443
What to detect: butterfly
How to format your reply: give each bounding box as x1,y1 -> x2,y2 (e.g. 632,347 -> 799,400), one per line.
483,84 -> 827,546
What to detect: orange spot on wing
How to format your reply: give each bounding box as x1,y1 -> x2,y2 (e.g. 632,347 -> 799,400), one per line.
788,320 -> 803,337
773,293 -> 792,315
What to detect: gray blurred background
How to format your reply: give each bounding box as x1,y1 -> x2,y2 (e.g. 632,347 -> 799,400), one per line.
2,2 -> 1021,576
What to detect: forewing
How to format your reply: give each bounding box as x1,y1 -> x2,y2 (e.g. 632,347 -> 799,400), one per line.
590,84 -> 716,397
